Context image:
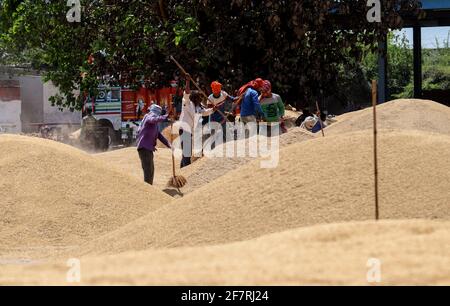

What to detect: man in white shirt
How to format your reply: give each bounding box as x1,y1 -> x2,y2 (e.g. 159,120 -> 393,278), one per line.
179,74 -> 214,168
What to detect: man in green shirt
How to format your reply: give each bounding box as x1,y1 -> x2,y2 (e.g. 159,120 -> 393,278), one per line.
260,80 -> 285,123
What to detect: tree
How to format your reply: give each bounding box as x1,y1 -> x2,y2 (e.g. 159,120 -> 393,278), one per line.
0,0 -> 422,110
362,31 -> 414,99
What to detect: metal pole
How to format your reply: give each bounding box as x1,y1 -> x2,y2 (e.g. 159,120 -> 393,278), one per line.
413,26 -> 423,99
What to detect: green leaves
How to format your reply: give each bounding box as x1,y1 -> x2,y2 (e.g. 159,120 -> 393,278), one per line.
173,8 -> 199,48
0,0 -> 422,110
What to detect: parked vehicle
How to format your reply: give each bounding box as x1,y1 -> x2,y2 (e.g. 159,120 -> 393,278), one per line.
83,84 -> 180,150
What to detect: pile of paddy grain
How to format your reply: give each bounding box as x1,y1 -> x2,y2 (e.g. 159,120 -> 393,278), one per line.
327,99 -> 450,136
81,129 -> 450,254
96,124 -> 314,196
95,147 -> 178,191
0,135 -> 171,255
96,99 -> 450,197
2,220 -> 449,285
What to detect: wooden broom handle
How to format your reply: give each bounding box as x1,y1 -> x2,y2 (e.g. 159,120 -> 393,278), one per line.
316,101 -> 325,138
170,122 -> 176,177
170,56 -> 229,122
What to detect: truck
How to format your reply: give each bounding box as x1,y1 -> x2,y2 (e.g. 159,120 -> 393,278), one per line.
83,84 -> 181,150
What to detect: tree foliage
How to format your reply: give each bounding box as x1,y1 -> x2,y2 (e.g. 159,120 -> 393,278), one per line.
363,29 -> 450,100
0,0 -> 422,110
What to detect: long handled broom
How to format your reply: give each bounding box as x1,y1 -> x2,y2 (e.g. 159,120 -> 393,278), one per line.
170,56 -> 230,123
315,101 -> 325,138
168,121 -> 187,188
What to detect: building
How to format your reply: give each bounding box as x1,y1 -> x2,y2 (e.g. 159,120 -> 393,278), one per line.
0,70 -> 81,134
0,77 -> 21,133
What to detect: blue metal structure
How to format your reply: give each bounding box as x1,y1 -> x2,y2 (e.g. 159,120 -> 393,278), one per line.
421,0 -> 450,10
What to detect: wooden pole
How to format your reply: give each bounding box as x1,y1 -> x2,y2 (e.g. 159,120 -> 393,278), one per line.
170,122 -> 176,178
372,80 -> 379,221
315,101 -> 325,137
170,56 -> 229,122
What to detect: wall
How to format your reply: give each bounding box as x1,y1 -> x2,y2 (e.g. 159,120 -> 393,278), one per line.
0,101 -> 21,133
0,79 -> 21,133
0,74 -> 82,133
19,76 -> 44,132
43,81 -> 81,125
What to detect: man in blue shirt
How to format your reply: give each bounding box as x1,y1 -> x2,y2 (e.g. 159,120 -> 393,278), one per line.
237,78 -> 265,123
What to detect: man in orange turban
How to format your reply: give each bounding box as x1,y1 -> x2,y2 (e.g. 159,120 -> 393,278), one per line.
208,81 -> 236,124
211,81 -> 222,96
206,81 -> 237,145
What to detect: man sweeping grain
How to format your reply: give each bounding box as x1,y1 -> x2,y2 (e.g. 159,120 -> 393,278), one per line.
179,74 -> 214,168
137,104 -> 171,185
208,81 -> 237,144
208,81 -> 236,123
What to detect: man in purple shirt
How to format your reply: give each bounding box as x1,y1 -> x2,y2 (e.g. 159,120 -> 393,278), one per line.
137,104 -> 171,185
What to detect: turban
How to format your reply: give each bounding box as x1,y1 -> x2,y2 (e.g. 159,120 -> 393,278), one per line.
261,80 -> 272,93
211,81 -> 222,95
253,78 -> 265,89
238,78 -> 265,96
148,104 -> 162,116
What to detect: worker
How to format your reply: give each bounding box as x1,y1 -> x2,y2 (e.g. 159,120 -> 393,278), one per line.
82,108 -> 97,131
259,80 -> 285,136
236,78 -> 265,124
295,108 -> 313,127
208,81 -> 235,122
207,81 -> 236,144
136,98 -> 145,120
80,108 -> 98,146
301,111 -> 327,133
179,73 -> 214,168
136,104 -> 171,185
311,111 -> 328,133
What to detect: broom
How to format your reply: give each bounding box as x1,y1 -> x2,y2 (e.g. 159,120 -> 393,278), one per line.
168,121 -> 187,188
315,101 -> 325,138
170,56 -> 230,123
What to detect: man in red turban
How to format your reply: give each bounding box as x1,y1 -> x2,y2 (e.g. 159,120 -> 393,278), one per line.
259,80 -> 287,134
235,78 -> 265,123
238,78 -> 265,96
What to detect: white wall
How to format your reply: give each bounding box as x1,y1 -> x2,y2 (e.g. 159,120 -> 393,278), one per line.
0,75 -> 81,133
19,75 -> 43,132
43,81 -> 81,125
0,100 -> 21,133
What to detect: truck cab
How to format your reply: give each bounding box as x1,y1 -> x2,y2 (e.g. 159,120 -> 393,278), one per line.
83,84 -> 180,151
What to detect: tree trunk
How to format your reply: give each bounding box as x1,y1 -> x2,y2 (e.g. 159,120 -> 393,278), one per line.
158,0 -> 168,22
